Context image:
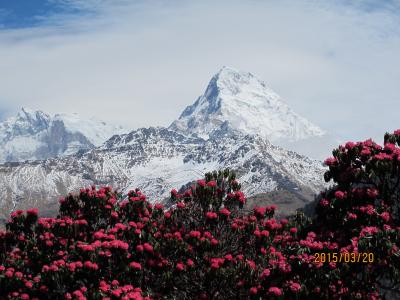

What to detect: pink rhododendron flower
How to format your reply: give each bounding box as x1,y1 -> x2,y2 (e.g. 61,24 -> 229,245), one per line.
268,287 -> 282,296
129,262 -> 142,270
324,157 -> 338,166
174,262 -> 184,271
290,282 -> 301,293
249,287 -> 258,295
205,211 -> 218,220
320,199 -> 329,207
219,208 -> 231,217
335,190 -> 346,200
206,180 -> 217,188
197,180 -> 206,187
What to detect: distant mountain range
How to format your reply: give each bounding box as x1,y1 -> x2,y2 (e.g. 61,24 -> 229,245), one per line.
0,108 -> 126,163
0,108 -> 124,162
0,67 -> 335,222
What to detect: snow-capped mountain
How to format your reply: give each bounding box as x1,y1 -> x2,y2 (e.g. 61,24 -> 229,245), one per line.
0,108 -> 125,162
0,127 -> 326,222
170,66 -> 337,159
0,67 -> 336,222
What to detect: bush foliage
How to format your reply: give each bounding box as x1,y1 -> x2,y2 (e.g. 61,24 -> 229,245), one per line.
1,131 -> 400,299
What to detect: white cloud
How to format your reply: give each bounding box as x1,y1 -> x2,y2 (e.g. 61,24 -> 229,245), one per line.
0,0 -> 399,144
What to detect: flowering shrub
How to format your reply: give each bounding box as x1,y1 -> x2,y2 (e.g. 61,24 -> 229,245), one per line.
0,132 -> 400,299
313,131 -> 400,298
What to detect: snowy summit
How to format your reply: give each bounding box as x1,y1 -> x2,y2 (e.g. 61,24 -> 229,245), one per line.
170,66 -> 326,142
169,66 -> 338,159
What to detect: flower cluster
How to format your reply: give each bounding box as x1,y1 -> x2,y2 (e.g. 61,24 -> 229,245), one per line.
316,130 -> 400,298
1,130 -> 400,300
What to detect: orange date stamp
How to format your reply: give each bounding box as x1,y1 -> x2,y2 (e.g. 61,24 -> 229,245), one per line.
314,252 -> 374,263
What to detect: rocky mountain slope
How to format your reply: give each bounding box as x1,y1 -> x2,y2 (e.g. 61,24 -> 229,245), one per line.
0,126 -> 325,222
0,108 -> 125,163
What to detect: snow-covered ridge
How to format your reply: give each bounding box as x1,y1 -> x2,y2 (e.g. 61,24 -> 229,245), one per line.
0,108 -> 126,163
0,126 -> 326,221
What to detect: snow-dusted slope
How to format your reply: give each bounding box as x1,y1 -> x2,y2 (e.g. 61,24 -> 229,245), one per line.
0,127 -> 326,222
169,66 -> 337,159
54,113 -> 125,147
0,108 -> 125,162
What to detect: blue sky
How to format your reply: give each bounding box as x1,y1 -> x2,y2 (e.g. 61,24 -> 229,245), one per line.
0,0 -> 52,28
0,0 -> 399,145
0,0 -> 100,30
0,0 -> 78,28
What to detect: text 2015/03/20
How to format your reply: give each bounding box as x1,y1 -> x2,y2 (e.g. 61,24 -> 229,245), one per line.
314,252 -> 374,263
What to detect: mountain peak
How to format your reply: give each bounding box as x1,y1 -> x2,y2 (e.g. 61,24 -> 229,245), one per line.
216,66 -> 254,81
204,66 -> 266,99
13,107 -> 50,134
170,67 -> 325,144
17,107 -> 48,120
20,107 -> 34,115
